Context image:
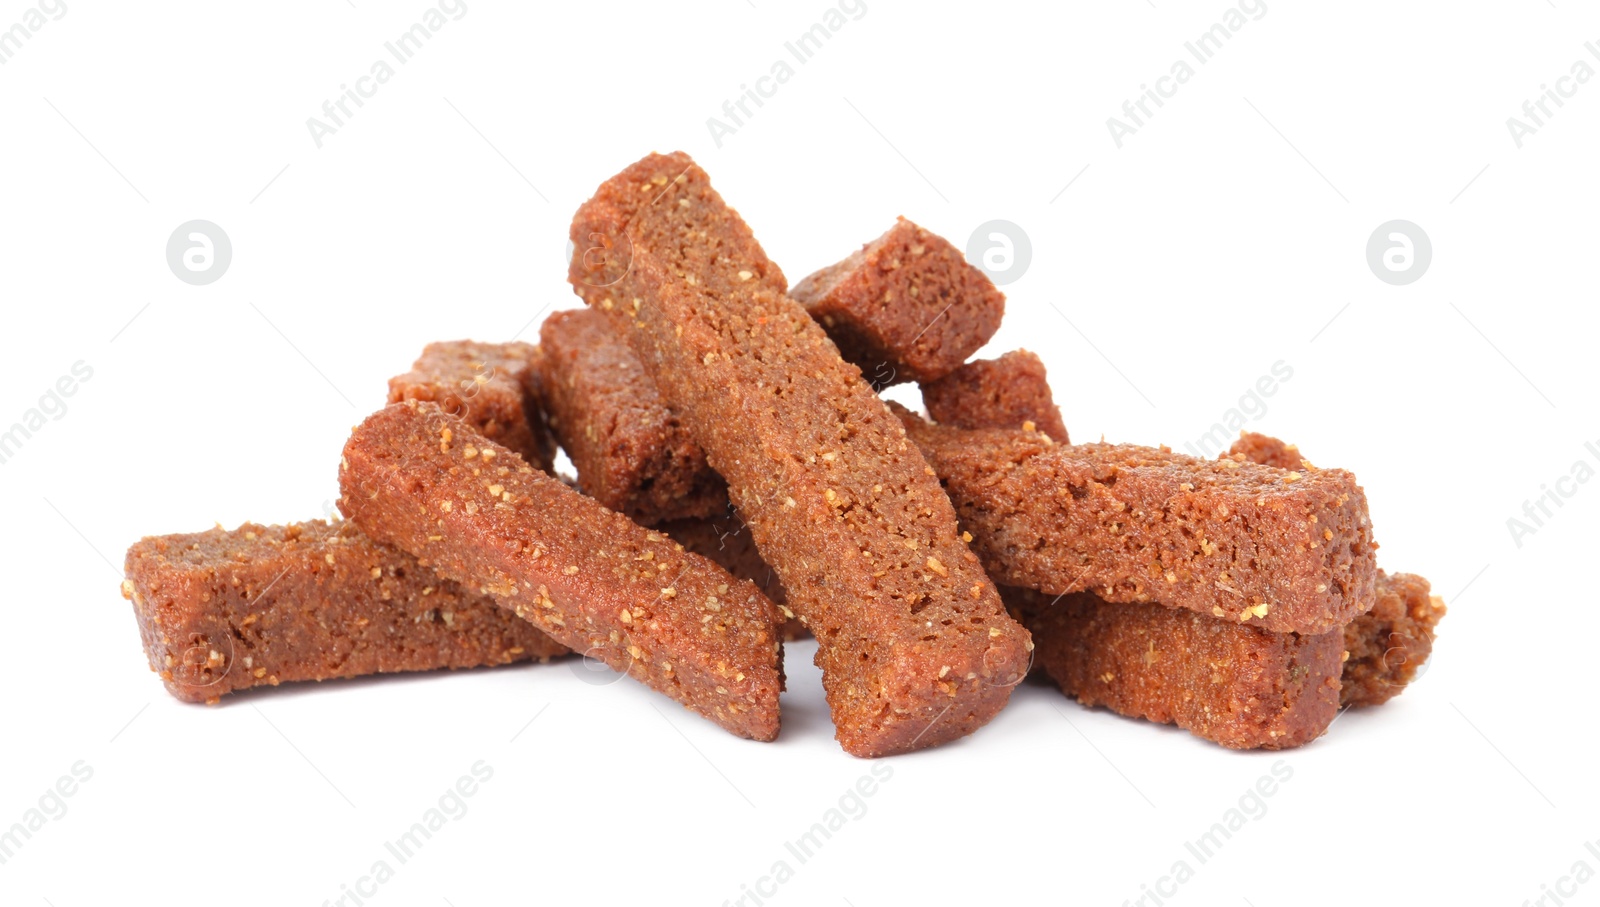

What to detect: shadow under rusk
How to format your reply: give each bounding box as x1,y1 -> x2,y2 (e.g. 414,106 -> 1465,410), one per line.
771,639 -> 995,759
1013,682 -> 1216,757
169,657 -> 569,707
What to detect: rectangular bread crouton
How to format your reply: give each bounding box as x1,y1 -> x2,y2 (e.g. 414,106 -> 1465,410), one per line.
896,406 -> 1377,635
388,340 -> 557,473
791,216 -> 1004,385
123,520 -> 566,703
569,152 -> 1031,757
1005,586 -> 1342,750
539,308 -> 727,524
339,400 -> 784,741
1221,432 -> 1443,706
920,349 -> 1069,442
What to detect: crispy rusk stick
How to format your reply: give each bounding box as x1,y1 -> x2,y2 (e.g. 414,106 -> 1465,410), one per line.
539,312 -> 802,636
1221,433 -> 1444,706
1008,432 -> 1438,744
919,349 -> 1069,443
538,308 -> 727,524
1006,572 -> 1440,745
338,401 -> 783,741
895,406 -> 1376,635
656,513 -> 809,641
791,216 -> 1004,385
1226,431 -> 1307,471
388,340 -> 557,473
920,403 -> 1334,747
569,152 -> 1030,757
535,313 -> 800,635
1341,571 -> 1444,706
1006,586 -> 1342,750
122,520 -> 566,704
544,230 -> 1024,516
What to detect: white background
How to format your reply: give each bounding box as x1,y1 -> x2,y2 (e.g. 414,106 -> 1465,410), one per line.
2,1 -> 1596,904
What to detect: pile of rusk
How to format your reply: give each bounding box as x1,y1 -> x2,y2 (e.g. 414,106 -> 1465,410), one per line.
121,153 -> 1444,757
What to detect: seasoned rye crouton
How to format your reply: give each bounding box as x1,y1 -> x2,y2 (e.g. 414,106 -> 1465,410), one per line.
896,407 -> 1377,635
791,216 -> 1004,385
539,308 -> 727,525
1221,432 -> 1444,706
1005,586 -> 1342,750
339,401 -> 783,741
123,520 -> 566,703
569,152 -> 1030,757
388,340 -> 558,473
920,349 -> 1069,443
